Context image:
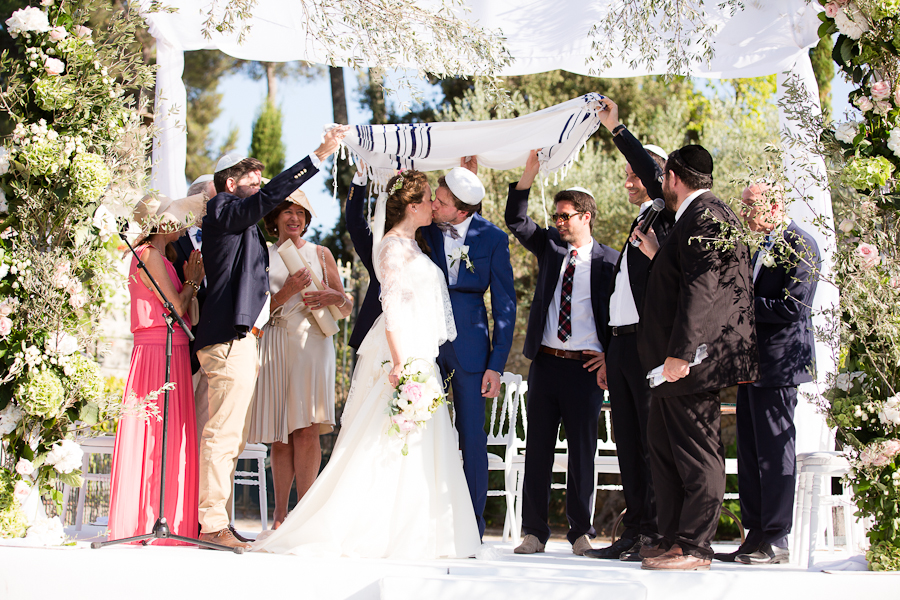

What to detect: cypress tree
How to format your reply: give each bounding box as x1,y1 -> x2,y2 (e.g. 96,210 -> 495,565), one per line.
249,100 -> 286,178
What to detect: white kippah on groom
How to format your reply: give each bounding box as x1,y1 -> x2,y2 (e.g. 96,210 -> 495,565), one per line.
445,167 -> 485,205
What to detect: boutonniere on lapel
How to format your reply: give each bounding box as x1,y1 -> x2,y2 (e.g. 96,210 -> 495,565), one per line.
449,245 -> 474,273
761,250 -> 777,269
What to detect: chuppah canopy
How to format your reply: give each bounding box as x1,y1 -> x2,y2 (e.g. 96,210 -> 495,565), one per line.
141,0 -> 835,452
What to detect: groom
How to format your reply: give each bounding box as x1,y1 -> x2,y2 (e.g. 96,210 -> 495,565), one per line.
423,158 -> 516,538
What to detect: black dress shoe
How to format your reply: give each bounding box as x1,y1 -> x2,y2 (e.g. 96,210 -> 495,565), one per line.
584,536 -> 636,559
714,540 -> 761,562
736,543 -> 790,565
228,525 -> 255,544
619,534 -> 654,562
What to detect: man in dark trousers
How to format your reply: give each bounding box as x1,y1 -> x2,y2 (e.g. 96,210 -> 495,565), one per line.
636,144 -> 758,571
194,128 -> 346,550
506,150 -> 619,556
585,98 -> 676,561
714,183 -> 820,565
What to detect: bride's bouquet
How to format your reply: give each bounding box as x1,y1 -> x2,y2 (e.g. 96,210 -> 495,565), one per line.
384,358 -> 450,456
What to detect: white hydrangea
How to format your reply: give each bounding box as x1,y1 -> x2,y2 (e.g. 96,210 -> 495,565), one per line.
0,403 -> 24,436
879,394 -> 900,428
45,331 -> 79,356
888,128 -> 900,159
4,7 -> 50,39
92,206 -> 117,242
44,439 -> 83,474
834,3 -> 870,40
835,371 -> 867,392
25,516 -> 65,546
835,121 -> 860,145
0,146 -> 9,175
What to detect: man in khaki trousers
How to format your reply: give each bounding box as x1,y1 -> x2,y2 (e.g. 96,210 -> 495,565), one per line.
193,129 -> 346,549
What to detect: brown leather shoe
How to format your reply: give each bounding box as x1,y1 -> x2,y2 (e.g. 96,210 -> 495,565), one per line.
639,542 -> 667,559
514,534 -> 546,554
642,545 -> 711,571
199,528 -> 253,550
572,535 -> 593,556
229,525 -> 255,543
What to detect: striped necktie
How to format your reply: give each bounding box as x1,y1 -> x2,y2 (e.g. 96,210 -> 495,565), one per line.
557,249 -> 577,342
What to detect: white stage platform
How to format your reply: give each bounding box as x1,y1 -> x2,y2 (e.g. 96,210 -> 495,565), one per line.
1,527 -> 897,600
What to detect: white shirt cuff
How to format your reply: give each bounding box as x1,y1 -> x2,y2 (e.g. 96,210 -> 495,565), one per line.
309,153 -> 322,169
352,171 -> 368,186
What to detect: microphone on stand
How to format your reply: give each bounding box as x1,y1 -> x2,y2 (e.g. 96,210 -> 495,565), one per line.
630,198 -> 665,247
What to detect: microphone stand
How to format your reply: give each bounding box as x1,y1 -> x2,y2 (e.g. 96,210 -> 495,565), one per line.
92,231 -> 241,553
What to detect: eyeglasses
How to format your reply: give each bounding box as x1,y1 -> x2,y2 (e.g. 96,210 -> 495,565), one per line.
551,211 -> 586,223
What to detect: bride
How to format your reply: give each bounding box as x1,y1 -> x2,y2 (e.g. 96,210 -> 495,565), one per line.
253,170 -> 481,559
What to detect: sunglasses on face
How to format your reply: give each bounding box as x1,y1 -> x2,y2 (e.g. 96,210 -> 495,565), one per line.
552,211 -> 586,223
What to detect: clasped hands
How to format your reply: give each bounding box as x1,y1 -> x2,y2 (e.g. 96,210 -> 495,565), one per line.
279,268 -> 345,311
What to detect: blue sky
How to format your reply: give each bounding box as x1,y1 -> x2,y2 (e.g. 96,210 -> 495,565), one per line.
210,68 -> 857,234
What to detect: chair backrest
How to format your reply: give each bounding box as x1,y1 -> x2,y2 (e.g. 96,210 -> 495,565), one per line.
488,372 -> 523,451
596,407 -> 616,453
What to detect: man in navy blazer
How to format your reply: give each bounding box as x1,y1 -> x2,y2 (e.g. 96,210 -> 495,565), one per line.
345,168 -> 381,350
422,158 -> 516,539
194,129 -> 346,549
506,150 -> 619,556
717,183 -> 820,565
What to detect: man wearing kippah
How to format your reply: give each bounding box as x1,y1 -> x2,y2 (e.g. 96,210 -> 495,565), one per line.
584,98 -> 676,561
634,143 -> 758,570
422,157 -> 516,540
193,128 -> 347,550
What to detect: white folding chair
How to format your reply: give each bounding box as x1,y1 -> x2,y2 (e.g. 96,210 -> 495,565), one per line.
486,373 -> 523,543
60,435 -> 116,530
231,442 -> 269,531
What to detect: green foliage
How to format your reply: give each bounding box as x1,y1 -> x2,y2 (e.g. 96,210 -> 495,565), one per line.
249,100 -> 285,179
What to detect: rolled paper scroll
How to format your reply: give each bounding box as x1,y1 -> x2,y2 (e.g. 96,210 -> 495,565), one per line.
277,240 -> 339,337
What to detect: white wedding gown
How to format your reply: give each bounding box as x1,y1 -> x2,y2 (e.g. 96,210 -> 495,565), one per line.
253,236 -> 481,559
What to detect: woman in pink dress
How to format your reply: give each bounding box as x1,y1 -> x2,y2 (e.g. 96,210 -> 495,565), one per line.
107,193 -> 206,545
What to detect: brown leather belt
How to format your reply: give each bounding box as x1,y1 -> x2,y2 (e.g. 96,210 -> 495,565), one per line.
250,326 -> 264,339
611,324 -> 638,336
540,345 -> 590,361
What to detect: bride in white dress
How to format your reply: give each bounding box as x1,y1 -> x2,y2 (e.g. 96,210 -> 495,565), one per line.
253,170 -> 481,559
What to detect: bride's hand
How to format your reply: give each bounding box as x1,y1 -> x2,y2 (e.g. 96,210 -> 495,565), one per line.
389,363 -> 403,387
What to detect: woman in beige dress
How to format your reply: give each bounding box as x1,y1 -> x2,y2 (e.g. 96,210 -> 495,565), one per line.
248,189 -> 353,528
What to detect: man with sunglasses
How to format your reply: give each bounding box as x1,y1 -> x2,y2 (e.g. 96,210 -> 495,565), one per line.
194,127 -> 347,550
506,150 -> 619,556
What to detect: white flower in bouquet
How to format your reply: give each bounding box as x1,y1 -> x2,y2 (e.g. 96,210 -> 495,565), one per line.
834,3 -> 870,39
835,371 -> 866,392
93,205 -> 117,242
385,358 -> 449,455
74,25 -> 92,38
834,121 -> 860,145
70,152 -> 110,204
0,298 -> 14,316
64,277 -> 82,296
15,458 -> 34,476
5,7 -> 50,39
448,245 -> 474,272
761,251 -> 776,269
889,128 -> 900,158
0,189 -> 7,214
45,330 -> 79,356
68,292 -> 86,310
0,146 -> 9,175
48,25 -> 67,41
45,439 -> 83,474
0,403 -> 24,436
25,516 -> 64,546
838,218 -> 856,233
42,57 -> 64,76
879,394 -> 900,428
13,480 -> 31,504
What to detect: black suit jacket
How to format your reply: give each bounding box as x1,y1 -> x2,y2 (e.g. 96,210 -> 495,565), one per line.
346,183 -> 382,349
195,156 -> 319,351
171,234 -> 207,373
752,221 -> 820,388
505,184 -> 619,360
638,191 -> 759,397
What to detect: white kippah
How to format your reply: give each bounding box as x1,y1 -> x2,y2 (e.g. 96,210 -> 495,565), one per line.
214,152 -> 247,173
565,186 -> 594,198
445,167 -> 485,205
643,144 -> 668,161
191,173 -> 213,186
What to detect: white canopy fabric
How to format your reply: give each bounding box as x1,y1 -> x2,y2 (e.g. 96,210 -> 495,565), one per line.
142,0 -> 836,451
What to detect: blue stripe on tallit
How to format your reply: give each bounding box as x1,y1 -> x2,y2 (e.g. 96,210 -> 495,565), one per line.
559,115 -> 573,143
424,126 -> 432,158
409,124 -> 417,158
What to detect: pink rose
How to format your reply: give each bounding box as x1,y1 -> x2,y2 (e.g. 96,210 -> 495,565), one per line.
0,301 -> 12,317
13,480 -> 31,503
402,381 -> 425,407
68,293 -> 86,309
893,87 -> 900,106
48,26 -> 67,41
74,25 -> 91,38
855,96 -> 874,112
871,81 -> 891,101
0,316 -> 11,337
856,243 -> 880,268
883,439 -> 900,457
824,2 -> 840,18
43,57 -> 64,76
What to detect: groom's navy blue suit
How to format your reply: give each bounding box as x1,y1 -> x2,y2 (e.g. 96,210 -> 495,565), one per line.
423,216 -> 516,537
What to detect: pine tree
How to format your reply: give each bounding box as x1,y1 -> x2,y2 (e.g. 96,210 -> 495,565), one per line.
249,100 -> 286,178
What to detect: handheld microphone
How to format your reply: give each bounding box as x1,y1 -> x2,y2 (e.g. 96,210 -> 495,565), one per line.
630,198 -> 665,247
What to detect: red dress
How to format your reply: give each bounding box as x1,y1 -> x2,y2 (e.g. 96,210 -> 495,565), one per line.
107,244 -> 198,544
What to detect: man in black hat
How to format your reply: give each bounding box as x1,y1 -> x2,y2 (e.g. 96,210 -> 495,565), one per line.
635,144 -> 758,571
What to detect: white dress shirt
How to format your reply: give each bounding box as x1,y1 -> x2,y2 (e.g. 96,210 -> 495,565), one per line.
443,215 -> 474,286
674,188 -> 709,222
541,239 -> 602,352
608,201 -> 652,327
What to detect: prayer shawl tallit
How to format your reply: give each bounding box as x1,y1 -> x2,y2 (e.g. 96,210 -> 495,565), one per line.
342,94 -> 605,188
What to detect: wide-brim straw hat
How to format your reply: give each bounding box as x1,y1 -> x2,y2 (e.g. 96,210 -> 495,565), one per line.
285,188 -> 317,218
132,192 -> 208,233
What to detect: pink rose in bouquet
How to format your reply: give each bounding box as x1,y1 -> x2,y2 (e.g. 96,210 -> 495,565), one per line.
856,242 -> 880,268
871,81 -> 891,101
402,381 -> 426,408
43,57 -> 64,75
824,2 -> 840,18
